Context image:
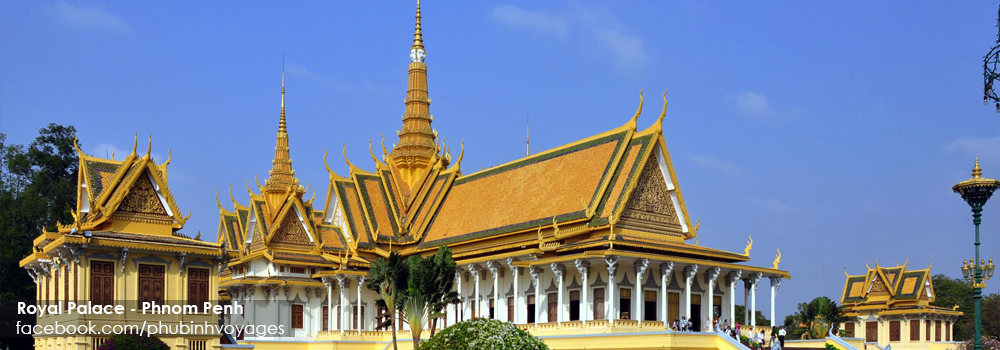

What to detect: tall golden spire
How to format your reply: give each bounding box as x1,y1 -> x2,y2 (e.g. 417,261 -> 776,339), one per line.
264,71 -> 299,206
391,0 -> 439,185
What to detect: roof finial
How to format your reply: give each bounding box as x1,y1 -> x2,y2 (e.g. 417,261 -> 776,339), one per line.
280,57 -> 286,134
413,0 -> 424,52
973,156 -> 982,178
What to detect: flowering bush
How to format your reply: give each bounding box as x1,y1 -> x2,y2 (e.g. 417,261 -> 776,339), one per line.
420,318 -> 548,350
96,333 -> 169,350
740,334 -> 760,348
956,337 -> 1000,350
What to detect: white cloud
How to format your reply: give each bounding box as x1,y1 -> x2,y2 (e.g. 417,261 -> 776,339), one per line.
686,154 -> 744,177
52,2 -> 129,33
727,91 -> 777,119
945,135 -> 1000,163
490,5 -> 649,71
286,63 -> 354,92
491,5 -> 568,37
749,198 -> 803,214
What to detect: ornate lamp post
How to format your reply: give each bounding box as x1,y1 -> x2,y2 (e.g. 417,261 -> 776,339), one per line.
953,158 -> 999,350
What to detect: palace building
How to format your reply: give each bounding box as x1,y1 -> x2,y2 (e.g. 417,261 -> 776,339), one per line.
215,3 -> 790,350
20,139 -> 227,350
840,262 -> 962,350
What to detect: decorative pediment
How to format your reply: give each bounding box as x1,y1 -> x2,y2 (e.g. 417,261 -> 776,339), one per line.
114,171 -> 170,220
617,155 -> 684,237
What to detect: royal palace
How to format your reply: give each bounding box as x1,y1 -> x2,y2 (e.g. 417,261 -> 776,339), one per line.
19,3 -> 804,350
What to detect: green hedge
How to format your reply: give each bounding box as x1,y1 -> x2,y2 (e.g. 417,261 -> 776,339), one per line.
420,318 -> 548,350
96,333 -> 169,350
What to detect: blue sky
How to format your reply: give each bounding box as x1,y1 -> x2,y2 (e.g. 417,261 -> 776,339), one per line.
3,1 -> 1000,319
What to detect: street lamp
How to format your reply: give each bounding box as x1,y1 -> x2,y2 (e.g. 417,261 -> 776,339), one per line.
953,157 -> 1000,350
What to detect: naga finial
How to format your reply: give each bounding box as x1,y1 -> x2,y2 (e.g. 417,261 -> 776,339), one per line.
368,139 -> 379,163
630,89 -> 644,128
772,249 -> 782,269
323,149 -> 334,181
656,89 -> 668,126
145,134 -> 152,159
131,134 -> 138,155
743,235 -> 753,256
215,189 -> 224,210
228,184 -> 237,205
162,150 -> 172,167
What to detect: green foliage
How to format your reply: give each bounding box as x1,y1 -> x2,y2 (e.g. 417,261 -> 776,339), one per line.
783,296 -> 845,339
956,336 -> 1000,350
367,246 -> 459,349
734,305 -> 771,326
419,318 -> 548,350
826,343 -> 843,350
95,333 -> 169,350
931,274 -> 979,341
0,125 -> 79,350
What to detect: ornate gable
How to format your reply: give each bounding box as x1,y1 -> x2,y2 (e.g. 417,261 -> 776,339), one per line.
114,171 -> 170,220
269,206 -> 314,249
617,155 -> 683,237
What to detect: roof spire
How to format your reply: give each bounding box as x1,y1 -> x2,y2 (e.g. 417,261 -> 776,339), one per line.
413,0 -> 424,52
973,156 -> 982,178
264,66 -> 297,205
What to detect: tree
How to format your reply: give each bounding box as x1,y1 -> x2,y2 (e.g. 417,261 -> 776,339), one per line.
931,274 -> 976,340
783,296 -> 845,339
0,124 -> 79,350
734,305 -> 771,327
366,251 -> 408,350
400,246 -> 459,349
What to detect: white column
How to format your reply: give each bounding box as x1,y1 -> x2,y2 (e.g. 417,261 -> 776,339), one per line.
507,258 -> 519,324
551,263 -> 565,324
634,259 -> 649,322
468,264 -> 481,319
750,272 -> 762,328
456,268 -> 464,322
728,270 -> 742,328
683,265 -> 698,324
529,266 -> 542,324
575,260 -> 590,322
487,261 -> 500,320
357,276 -> 366,331
605,256 -> 619,324
326,279 -> 334,332
706,267 -> 721,332
660,262 -> 674,327
769,276 -> 782,328
336,275 -> 347,334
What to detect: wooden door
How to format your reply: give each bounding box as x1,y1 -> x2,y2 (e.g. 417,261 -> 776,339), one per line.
90,261 -> 114,306
593,288 -> 605,320
507,297 -> 514,322
866,322 -> 878,342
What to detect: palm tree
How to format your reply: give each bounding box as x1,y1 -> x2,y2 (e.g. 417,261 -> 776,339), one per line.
785,296 -> 846,339
366,252 -> 408,350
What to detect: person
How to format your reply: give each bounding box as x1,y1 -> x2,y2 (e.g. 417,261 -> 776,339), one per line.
779,326 -> 786,348
756,330 -> 765,350
673,318 -> 679,331
680,316 -> 688,331
770,326 -> 778,348
706,318 -> 712,332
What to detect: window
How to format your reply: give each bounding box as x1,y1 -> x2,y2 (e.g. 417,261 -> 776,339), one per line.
489,298 -> 495,319
279,266 -> 285,272
527,295 -> 536,323
187,268 -> 209,307
866,322 -> 878,343
547,292 -> 557,322
63,265 -> 69,307
90,261 -> 115,306
935,320 -> 941,341
593,288 -> 605,320
290,267 -> 305,274
507,296 -> 514,322
569,290 -> 581,321
291,304 -> 303,329
890,320 -> 900,342
910,320 -> 920,341
352,305 -> 365,330
376,304 -> 388,331
323,306 -> 329,331
644,290 -> 657,321
619,288 -> 631,320
926,320 -> 931,341
138,264 -> 165,307
845,322 -> 855,338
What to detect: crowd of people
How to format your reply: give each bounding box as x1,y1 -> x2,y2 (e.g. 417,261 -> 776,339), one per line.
671,317 -> 787,350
